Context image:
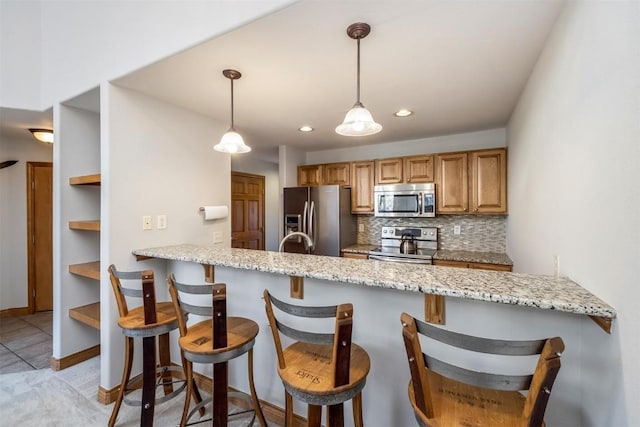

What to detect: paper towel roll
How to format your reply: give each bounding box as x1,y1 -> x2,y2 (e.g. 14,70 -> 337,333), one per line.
202,205 -> 228,220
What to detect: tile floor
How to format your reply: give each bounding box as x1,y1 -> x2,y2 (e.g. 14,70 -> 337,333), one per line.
0,311 -> 53,373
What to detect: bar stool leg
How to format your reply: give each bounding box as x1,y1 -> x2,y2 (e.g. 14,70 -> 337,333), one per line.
352,392 -> 364,427
158,332 -> 173,395
179,358 -> 193,427
247,348 -> 268,427
213,361 -> 228,427
308,404 -> 322,427
327,404 -> 344,427
284,391 -> 294,427
140,336 -> 157,427
109,336 -> 134,427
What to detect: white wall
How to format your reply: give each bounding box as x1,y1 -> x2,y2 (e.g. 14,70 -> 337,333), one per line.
100,83 -> 231,388
0,135 -> 52,310
507,1 -> 640,425
305,128 -> 506,164
0,0 -> 297,111
231,156 -> 280,251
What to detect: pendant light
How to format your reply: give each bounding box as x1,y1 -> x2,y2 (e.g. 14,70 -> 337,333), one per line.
214,69 -> 251,154
336,22 -> 382,137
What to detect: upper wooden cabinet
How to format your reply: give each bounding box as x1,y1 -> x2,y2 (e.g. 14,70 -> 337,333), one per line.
350,161 -> 375,214
470,149 -> 507,214
323,162 -> 350,186
375,158 -> 403,184
404,155 -> 435,183
298,164 -> 323,186
435,152 -> 469,214
435,148 -> 507,214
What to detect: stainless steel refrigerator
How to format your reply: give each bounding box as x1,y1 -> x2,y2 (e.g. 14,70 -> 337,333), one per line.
282,185 -> 357,256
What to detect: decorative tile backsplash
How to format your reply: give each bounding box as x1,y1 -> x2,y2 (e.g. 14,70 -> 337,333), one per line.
356,215 -> 507,253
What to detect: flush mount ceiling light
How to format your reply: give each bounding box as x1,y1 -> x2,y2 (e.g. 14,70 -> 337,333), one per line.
336,22 -> 382,137
214,69 -> 251,154
298,126 -> 314,132
394,109 -> 413,117
29,128 -> 54,144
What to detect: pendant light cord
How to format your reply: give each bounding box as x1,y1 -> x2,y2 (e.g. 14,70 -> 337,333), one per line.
230,78 -> 235,129
356,38 -> 361,105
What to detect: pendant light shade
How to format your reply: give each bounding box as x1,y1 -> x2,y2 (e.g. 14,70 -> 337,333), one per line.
214,69 -> 251,154
336,23 -> 382,137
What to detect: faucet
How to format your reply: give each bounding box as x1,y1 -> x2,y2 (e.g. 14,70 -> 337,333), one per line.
279,232 -> 314,253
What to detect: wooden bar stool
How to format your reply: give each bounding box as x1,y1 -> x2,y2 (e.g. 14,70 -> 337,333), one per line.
263,290 -> 370,427
167,274 -> 267,427
108,264 -> 202,427
400,312 -> 564,427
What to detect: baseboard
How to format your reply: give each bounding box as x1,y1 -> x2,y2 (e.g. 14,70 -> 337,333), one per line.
98,384 -> 120,405
50,344 -> 100,371
0,307 -> 31,317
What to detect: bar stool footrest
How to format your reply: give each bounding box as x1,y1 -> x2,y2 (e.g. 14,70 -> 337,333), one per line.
122,366 -> 187,407
185,391 -> 259,426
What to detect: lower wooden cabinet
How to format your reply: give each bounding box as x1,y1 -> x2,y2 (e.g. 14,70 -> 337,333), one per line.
341,252 -> 369,260
433,259 -> 512,272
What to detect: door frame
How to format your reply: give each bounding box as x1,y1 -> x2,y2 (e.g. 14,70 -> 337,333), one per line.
27,161 -> 53,313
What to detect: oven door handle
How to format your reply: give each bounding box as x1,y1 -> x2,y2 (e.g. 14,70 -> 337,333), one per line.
369,254 -> 432,264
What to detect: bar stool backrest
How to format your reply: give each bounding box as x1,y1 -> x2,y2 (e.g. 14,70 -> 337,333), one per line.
401,312 -> 565,427
108,264 -> 156,323
263,289 -> 353,388
167,274 -> 227,349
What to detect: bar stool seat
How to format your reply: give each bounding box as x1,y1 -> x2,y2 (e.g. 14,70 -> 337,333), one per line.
108,265 -> 202,427
168,274 -> 267,427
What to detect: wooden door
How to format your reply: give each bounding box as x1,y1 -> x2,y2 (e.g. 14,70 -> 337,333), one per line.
375,158 -> 403,184
27,162 -> 53,312
350,161 -> 375,213
231,172 -> 264,250
470,148 -> 507,214
435,152 -> 468,214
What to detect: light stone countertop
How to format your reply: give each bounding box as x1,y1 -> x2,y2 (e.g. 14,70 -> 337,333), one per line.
133,243 -> 615,320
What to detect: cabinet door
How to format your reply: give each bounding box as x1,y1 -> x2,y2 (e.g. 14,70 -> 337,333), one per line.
435,152 -> 468,213
404,155 -> 434,183
470,149 -> 507,214
298,165 -> 323,186
351,161 -> 375,214
469,262 -> 512,272
323,162 -> 350,186
375,158 -> 403,184
433,260 -> 469,268
341,252 -> 369,259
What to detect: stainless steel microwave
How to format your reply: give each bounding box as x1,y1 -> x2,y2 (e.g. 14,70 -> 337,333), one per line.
374,183 -> 436,217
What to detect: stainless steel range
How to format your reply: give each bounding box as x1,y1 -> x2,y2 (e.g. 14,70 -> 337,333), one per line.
369,226 -> 438,265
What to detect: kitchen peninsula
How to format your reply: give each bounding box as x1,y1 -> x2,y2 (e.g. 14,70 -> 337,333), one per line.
132,243 -> 615,426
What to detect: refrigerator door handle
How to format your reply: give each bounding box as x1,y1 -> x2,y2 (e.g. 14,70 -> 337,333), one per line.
309,201 -> 315,242
302,201 -> 308,234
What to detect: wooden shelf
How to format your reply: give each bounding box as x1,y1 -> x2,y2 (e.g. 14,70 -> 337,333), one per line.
69,220 -> 100,231
69,302 -> 100,329
69,173 -> 101,186
69,261 -> 101,280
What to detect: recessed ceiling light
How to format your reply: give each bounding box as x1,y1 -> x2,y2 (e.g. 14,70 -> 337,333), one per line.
298,126 -> 314,132
394,109 -> 413,117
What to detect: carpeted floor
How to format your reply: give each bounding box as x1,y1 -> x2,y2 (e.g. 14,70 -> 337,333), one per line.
0,356 -> 259,427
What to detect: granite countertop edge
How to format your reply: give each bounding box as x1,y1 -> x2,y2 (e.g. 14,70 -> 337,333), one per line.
134,244 -> 615,319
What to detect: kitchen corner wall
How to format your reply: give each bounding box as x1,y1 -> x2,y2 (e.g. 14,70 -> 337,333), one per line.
357,215 -> 506,253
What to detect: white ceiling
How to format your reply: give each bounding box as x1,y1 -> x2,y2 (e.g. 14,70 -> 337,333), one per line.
1,1 -> 564,158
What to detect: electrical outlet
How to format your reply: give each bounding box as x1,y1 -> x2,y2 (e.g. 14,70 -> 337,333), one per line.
554,255 -> 560,278
157,215 -> 167,230
453,225 -> 461,235
213,231 -> 223,244
142,216 -> 152,230
358,223 -> 365,232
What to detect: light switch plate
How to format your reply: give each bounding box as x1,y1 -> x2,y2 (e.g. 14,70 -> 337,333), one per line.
213,231 -> 223,244
157,215 -> 167,229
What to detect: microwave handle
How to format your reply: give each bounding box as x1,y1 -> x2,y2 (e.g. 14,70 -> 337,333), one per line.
418,192 -> 423,215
